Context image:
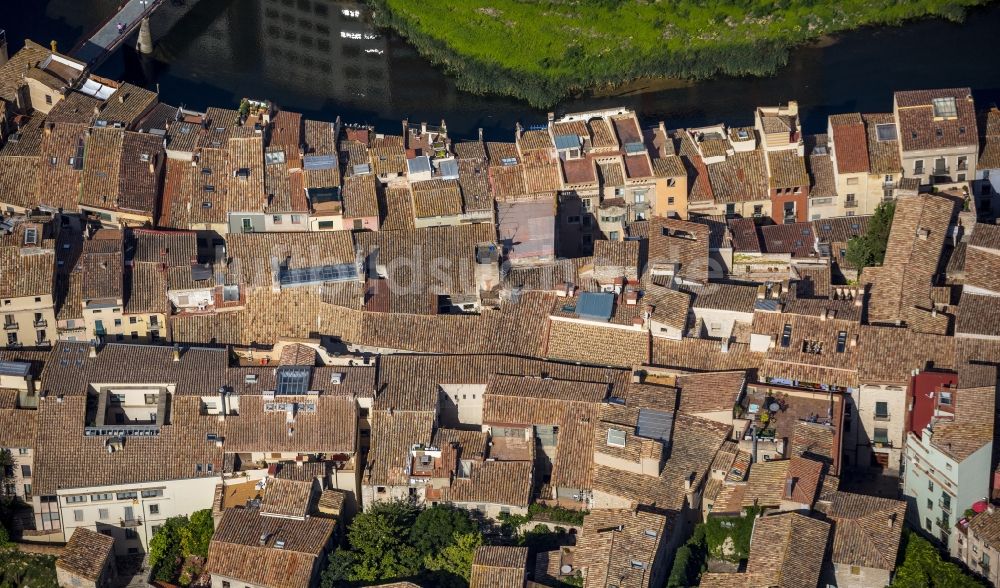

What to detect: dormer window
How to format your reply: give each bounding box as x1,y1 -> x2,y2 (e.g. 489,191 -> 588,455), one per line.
606,428 -> 626,448
780,324 -> 792,348
23,228 -> 37,246
931,97 -> 958,119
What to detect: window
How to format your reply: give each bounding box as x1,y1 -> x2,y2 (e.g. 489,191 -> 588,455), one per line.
318,221 -> 334,230
124,528 -> 138,540
272,215 -> 283,224
21,465 -> 30,478
149,504 -> 160,515
45,94 -> 52,105
836,331 -> 847,353
18,448 -> 28,455
927,498 -> 934,511
932,96 -> 958,118
141,489 -> 162,498
116,492 -> 137,500
874,402 -> 889,420
114,319 -> 122,327
873,428 -> 889,445
582,198 -> 592,211
129,316 -> 137,324
926,518 -> 932,531
753,204 -> 763,216
291,215 -> 303,224
667,197 -> 675,205
634,192 -> 645,203
23,484 -> 31,498
607,428 -> 626,448
98,508 -> 109,520
567,215 -> 581,224
939,391 -> 952,405
609,231 -> 620,241
928,480 -> 935,492
914,160 -> 924,174
65,495 -> 86,504
91,492 -> 113,502
74,509 -> 84,522
780,324 -> 792,348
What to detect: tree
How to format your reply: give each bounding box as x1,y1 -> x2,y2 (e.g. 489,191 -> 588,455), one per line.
148,516 -> 188,582
320,548 -> 356,588
845,200 -> 896,274
346,502 -> 421,582
0,521 -> 10,547
180,509 -> 214,559
424,531 -> 482,587
0,450 -> 13,500
891,530 -> 984,587
409,505 -> 477,558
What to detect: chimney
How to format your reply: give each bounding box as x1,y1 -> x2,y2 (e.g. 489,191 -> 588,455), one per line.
420,121 -> 428,135
50,40 -> 58,53
88,341 -> 98,357
478,128 -> 484,143
119,93 -> 125,104
172,344 -> 181,362
515,122 -> 523,139
785,477 -> 795,499
720,337 -> 730,353
888,512 -> 896,529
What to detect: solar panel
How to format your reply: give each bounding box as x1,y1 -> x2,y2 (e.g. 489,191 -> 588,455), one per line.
275,367 -> 311,396
278,263 -> 359,287
624,142 -> 645,154
576,292 -> 615,322
636,408 -> 674,446
303,154 -> 336,171
0,361 -> 30,378
554,134 -> 581,151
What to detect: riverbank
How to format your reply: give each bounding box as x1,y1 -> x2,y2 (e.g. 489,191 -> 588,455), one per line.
367,0 -> 992,107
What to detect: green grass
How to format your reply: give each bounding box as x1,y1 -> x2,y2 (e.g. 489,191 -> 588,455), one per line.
368,0 -> 990,106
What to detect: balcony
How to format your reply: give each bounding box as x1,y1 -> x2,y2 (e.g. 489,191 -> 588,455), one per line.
935,517 -> 951,531
3,322 -> 18,331
957,162 -> 969,172
931,167 -> 950,176
873,413 -> 891,422
120,517 -> 142,528
33,319 -> 47,328
873,439 -> 893,448
844,200 -> 858,208
939,498 -> 953,513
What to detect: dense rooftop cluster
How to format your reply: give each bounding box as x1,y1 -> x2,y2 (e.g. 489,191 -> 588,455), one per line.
0,40 -> 999,588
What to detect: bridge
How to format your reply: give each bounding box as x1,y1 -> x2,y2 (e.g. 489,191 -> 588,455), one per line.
70,0 -> 166,70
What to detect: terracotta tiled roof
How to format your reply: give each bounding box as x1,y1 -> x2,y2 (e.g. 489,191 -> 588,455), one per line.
652,337 -> 764,372
0,403 -> 37,449
862,113 -> 903,175
767,150 -> 809,189
37,122 -> 87,212
484,374 -> 606,490
931,384 -> 994,461
366,408 -> 435,486
471,546 -> 528,588
587,118 -> 618,150
518,130 -> 554,153
806,136 -> 837,199
368,135 -> 407,177
226,231 -> 355,288
652,155 -> 686,178
80,128 -> 163,216
980,109 -> 1000,170
523,161 -> 561,193
545,320 -> 650,368
968,508 -> 1000,548
684,282 -> 758,314
0,41 -> 50,102
411,178 -> 463,218
746,512 -> 830,588
956,292 -> 1000,337
598,161 -> 625,187
341,173 -> 379,218
964,245 -> 1000,294
96,82 -> 157,127
865,192 -> 957,330
894,88 -> 978,152
675,371 -> 746,414
223,392 -> 357,454
449,460 -> 533,508
206,507 -> 334,588
575,509 -> 668,588
260,477 -> 314,519
57,527 -> 115,582
0,155 -> 40,210
829,113 -> 870,174
760,222 -> 815,258
706,150 -> 769,204
828,491 -> 906,571
489,164 -> 528,200
647,217 -> 711,283
457,158 -> 492,212
124,261 -> 168,314
303,120 -> 340,189
382,186 -> 415,230
644,284 -> 691,331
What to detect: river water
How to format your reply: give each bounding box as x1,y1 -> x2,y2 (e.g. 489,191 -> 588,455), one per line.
5,0 -> 1000,139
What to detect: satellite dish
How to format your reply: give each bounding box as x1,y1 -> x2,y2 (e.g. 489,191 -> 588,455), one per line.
561,565 -> 573,574
769,402 -> 780,412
